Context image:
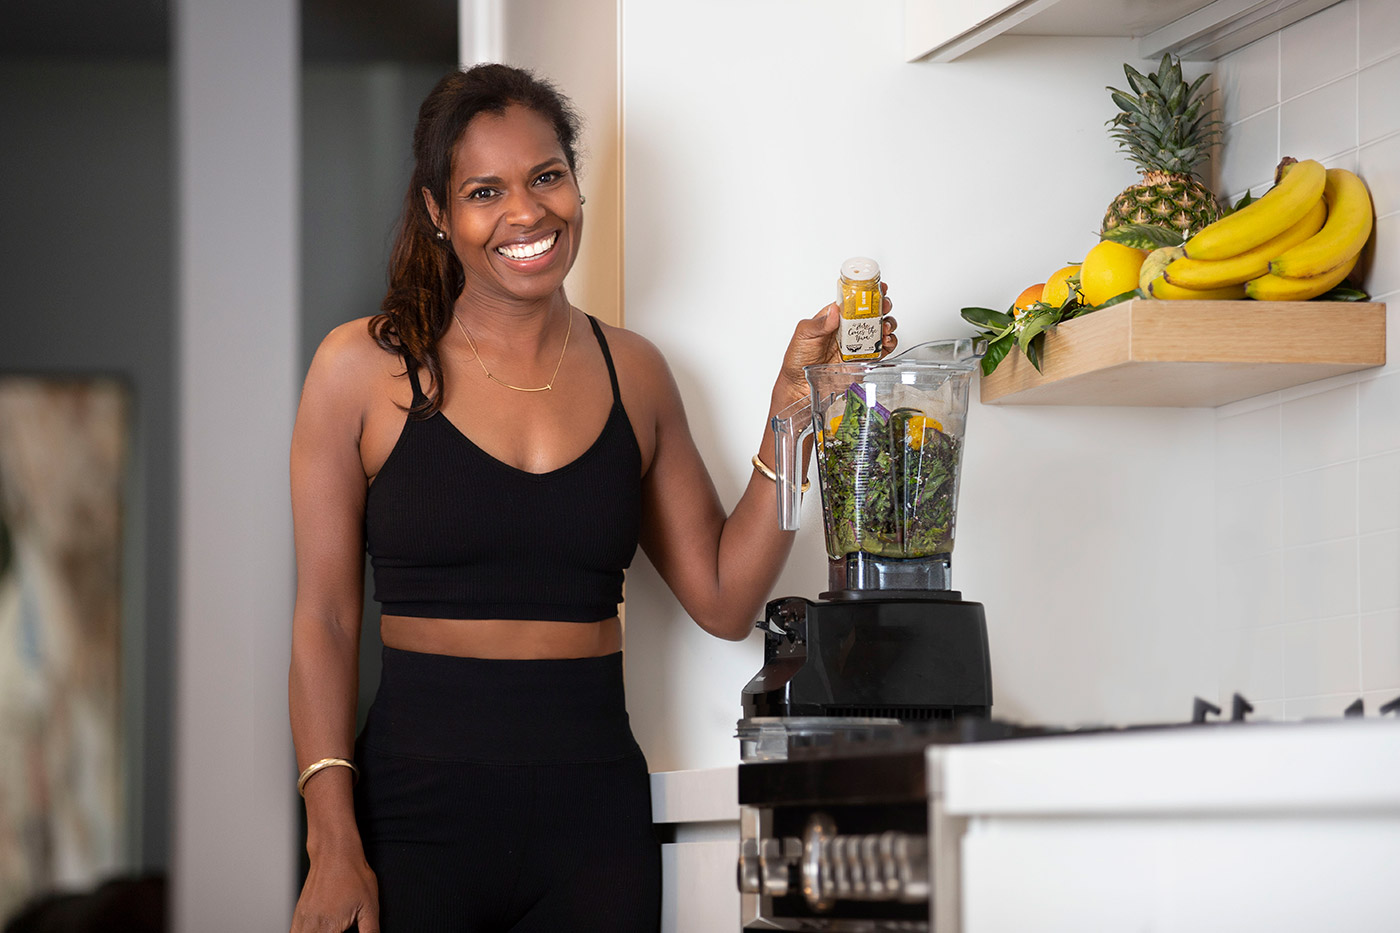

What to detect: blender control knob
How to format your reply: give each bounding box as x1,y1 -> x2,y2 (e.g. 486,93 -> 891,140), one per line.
737,838 -> 761,894
758,837 -> 801,897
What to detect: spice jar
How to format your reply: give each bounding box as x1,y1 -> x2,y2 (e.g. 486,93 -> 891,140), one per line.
836,257 -> 883,362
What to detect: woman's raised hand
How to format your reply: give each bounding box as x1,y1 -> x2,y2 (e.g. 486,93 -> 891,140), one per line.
773,284 -> 896,406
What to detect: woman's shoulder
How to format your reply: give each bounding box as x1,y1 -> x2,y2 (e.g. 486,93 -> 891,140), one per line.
591,317 -> 671,382
303,317 -> 405,403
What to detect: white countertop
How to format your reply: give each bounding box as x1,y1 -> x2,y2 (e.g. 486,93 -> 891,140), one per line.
650,765 -> 739,825
935,718 -> 1400,815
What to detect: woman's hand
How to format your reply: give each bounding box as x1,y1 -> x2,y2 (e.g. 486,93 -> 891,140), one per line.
291,850 -> 380,933
773,284 -> 897,406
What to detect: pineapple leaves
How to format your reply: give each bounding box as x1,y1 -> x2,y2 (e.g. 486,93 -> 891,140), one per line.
1101,223 -> 1185,249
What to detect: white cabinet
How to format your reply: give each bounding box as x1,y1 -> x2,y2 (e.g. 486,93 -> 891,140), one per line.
906,0 -> 1346,63
651,766 -> 740,933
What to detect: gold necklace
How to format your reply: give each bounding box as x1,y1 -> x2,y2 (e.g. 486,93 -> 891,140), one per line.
453,309 -> 573,392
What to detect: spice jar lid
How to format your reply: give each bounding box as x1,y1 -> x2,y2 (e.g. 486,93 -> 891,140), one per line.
840,257 -> 880,281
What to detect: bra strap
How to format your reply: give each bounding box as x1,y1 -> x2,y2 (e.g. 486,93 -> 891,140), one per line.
403,353 -> 427,404
585,314 -> 622,406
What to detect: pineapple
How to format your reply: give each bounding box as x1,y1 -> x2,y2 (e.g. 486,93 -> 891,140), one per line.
1102,53 -> 1223,238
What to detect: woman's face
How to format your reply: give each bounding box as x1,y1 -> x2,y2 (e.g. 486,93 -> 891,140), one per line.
430,104 -> 583,308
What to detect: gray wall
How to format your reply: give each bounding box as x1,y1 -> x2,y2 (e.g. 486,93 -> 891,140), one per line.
300,62 -> 455,726
0,57 -> 176,873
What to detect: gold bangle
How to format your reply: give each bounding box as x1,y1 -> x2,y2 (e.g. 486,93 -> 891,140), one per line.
751,454 -> 810,492
297,757 -> 360,797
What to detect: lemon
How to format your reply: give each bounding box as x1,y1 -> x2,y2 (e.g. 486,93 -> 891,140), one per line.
1041,264 -> 1082,309
1080,240 -> 1148,306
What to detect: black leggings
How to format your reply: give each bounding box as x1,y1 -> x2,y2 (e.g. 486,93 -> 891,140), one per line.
354,647 -> 661,933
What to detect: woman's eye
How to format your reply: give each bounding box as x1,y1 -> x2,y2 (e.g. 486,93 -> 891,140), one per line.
466,187 -> 497,201
534,171 -> 563,186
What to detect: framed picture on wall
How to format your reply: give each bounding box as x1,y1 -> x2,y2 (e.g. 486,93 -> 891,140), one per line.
0,377 -> 130,920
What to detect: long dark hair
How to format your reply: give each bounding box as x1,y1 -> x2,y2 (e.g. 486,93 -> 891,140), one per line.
369,63 -> 583,416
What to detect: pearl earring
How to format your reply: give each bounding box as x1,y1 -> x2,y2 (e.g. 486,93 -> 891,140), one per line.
435,230 -> 446,240
579,195 -> 587,205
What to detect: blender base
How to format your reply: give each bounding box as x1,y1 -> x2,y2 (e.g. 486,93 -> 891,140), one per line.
742,593 -> 992,721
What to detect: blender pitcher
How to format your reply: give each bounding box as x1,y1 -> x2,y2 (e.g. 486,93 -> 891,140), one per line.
772,338 -> 984,594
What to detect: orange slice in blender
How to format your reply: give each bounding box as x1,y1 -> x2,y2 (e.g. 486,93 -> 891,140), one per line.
904,415 -> 943,450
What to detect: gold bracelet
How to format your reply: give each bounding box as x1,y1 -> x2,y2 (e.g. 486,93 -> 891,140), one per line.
751,454 -> 810,492
297,757 -> 360,797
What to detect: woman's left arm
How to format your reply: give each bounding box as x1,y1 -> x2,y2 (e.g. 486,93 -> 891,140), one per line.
638,295 -> 895,640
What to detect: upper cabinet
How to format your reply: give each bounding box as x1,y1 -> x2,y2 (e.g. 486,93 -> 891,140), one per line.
906,0 -> 1345,63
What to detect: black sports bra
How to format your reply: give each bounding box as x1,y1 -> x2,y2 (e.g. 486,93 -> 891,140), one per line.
364,314 -> 642,622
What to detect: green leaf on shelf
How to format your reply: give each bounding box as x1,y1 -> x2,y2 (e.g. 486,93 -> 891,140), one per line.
1100,224 -> 1185,250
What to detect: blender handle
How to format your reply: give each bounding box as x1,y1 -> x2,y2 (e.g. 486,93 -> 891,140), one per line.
771,397 -> 814,531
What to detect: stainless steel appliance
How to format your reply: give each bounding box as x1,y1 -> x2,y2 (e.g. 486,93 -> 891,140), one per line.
735,696 -> 1400,932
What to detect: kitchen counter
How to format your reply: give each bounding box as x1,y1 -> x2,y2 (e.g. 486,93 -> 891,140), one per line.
651,766 -> 739,933
934,718 -> 1400,932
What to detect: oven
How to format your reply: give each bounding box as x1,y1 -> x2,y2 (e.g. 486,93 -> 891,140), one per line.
736,696 -> 1400,932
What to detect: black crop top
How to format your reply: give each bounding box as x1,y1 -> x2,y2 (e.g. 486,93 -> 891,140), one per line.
364,314 -> 643,622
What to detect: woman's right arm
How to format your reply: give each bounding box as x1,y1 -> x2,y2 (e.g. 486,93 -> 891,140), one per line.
289,326 -> 380,933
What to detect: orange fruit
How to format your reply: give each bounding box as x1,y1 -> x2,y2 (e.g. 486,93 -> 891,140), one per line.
904,415 -> 944,450
1012,283 -> 1045,317
1041,263 -> 1082,309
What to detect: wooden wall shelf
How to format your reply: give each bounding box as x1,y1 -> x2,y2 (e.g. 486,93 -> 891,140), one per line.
979,299 -> 1387,408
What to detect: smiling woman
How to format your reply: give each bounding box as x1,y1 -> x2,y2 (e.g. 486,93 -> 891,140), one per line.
286,63 -> 898,933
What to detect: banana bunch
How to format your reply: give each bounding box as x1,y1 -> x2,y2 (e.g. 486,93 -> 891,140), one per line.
1138,158 -> 1374,301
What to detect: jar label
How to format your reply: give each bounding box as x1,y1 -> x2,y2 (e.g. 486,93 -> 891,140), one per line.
839,315 -> 882,360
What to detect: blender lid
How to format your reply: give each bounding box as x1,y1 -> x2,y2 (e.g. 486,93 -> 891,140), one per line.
806,337 -> 987,377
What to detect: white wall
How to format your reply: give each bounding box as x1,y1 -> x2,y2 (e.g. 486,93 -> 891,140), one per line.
173,0 -> 299,927
620,1 -> 1221,772
1211,0 -> 1400,720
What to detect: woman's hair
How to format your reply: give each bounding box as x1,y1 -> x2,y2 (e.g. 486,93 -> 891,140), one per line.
369,63 -> 583,415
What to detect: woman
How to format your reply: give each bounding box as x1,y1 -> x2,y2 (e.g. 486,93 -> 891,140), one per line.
288,64 -> 895,933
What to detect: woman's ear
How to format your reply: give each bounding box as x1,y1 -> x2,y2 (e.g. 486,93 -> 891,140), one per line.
422,187 -> 445,235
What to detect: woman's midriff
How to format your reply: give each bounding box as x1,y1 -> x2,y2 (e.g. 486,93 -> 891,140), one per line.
380,614 -> 623,659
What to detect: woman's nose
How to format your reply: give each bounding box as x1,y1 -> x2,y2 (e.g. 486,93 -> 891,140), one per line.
503,186 -> 546,226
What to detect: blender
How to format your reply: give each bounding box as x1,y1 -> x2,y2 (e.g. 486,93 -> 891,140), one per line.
740,338 -> 992,729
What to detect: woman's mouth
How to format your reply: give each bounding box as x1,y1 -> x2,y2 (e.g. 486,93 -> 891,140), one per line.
495,232 -> 558,261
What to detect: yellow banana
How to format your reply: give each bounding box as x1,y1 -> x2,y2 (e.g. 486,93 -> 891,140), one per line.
1164,197 -> 1327,289
1245,251 -> 1359,301
1145,275 -> 1247,300
1268,168 -> 1373,278
1183,159 -> 1326,261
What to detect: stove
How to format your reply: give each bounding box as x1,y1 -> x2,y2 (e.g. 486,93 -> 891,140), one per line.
735,695 -> 1400,932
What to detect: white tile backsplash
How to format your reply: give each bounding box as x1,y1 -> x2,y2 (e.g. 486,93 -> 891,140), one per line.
1217,404 -> 1281,487
1359,0 -> 1400,65
1280,1 -> 1358,99
1216,109 -> 1279,201
1284,616 -> 1361,696
1280,539 -> 1359,622
1358,529 -> 1400,612
1280,75 -> 1357,161
1357,132 -> 1400,219
1219,478 -> 1283,554
1281,384 -> 1358,473
1360,609 -> 1400,689
1358,53 -> 1400,144
1217,34 -> 1279,123
1357,452 -> 1400,534
1361,210 -> 1400,298
1280,463 -> 1357,546
1358,373 -> 1400,456
1206,2 -> 1397,715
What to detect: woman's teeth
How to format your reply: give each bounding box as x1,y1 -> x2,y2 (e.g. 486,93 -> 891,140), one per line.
496,233 -> 557,260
